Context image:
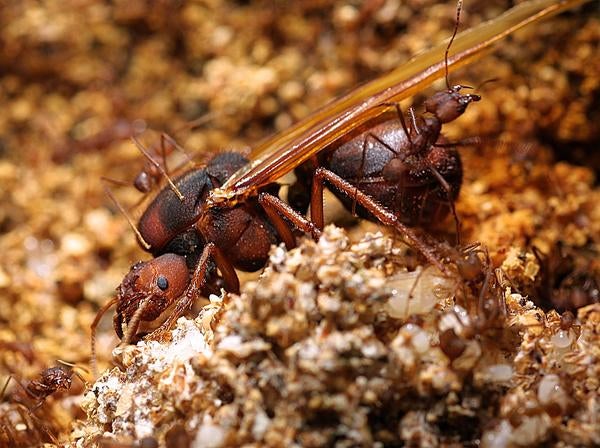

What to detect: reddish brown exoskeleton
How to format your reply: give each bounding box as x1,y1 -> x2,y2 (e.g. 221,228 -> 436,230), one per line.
436,244 -> 511,361
3,362 -> 85,411
1,362 -> 86,445
92,0 -> 586,361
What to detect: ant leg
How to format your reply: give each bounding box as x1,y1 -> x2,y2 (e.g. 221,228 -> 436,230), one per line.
351,132 -> 401,217
119,296 -> 153,347
160,133 -> 195,168
99,176 -> 130,187
1,376 -> 11,399
404,266 -> 427,318
90,296 -> 119,377
131,136 -> 184,201
408,107 -> 420,136
311,167 -> 447,275
427,164 -> 461,245
152,243 -> 239,341
352,137 -> 369,217
434,136 -> 481,148
258,193 -> 321,246
101,175 -> 150,213
103,182 -> 152,250
493,268 -> 509,318
379,101 -> 413,145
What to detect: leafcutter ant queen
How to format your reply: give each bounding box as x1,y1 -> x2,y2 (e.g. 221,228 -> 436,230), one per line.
92,0 -> 585,360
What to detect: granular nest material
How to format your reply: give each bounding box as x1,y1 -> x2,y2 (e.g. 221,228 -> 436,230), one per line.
74,226 -> 600,447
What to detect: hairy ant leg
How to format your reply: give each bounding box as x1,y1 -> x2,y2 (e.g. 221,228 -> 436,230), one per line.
258,193 -> 321,246
103,182 -> 152,250
310,167 -> 447,274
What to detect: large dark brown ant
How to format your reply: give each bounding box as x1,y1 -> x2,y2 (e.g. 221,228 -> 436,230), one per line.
92,150 -> 310,361
288,0 -> 481,237
92,1 -> 579,360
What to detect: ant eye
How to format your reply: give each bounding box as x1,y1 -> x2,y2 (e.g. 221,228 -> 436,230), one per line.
156,275 -> 169,291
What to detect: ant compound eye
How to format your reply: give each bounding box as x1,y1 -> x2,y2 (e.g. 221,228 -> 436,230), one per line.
156,275 -> 169,291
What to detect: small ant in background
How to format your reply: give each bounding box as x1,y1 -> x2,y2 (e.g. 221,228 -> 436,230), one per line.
437,243 -> 511,361
2,360 -> 87,410
1,361 -> 87,445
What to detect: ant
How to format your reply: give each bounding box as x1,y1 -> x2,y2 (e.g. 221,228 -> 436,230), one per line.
92,0 -> 567,360
437,244 -> 510,361
1,361 -> 87,446
2,361 -> 86,411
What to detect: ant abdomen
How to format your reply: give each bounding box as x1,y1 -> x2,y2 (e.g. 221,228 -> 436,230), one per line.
325,117 -> 462,226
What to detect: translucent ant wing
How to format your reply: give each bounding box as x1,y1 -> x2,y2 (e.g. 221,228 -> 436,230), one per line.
210,0 -> 588,206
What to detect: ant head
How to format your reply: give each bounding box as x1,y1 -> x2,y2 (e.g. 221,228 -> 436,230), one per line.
424,85 -> 481,124
115,254 -> 190,337
120,254 -> 189,304
133,171 -> 152,193
40,366 -> 72,391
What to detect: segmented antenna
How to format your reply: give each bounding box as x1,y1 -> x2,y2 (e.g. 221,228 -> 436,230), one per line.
445,0 -> 463,89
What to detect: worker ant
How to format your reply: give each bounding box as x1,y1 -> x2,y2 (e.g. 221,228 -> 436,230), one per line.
2,361 -> 86,411
92,0 -> 569,359
437,243 -> 512,361
1,361 -> 87,446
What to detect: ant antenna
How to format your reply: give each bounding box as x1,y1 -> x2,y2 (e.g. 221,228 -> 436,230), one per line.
131,136 -> 184,201
56,360 -> 90,384
445,0 -> 463,90
103,183 -> 152,250
476,78 -> 499,90
181,111 -> 218,131
90,296 -> 119,378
